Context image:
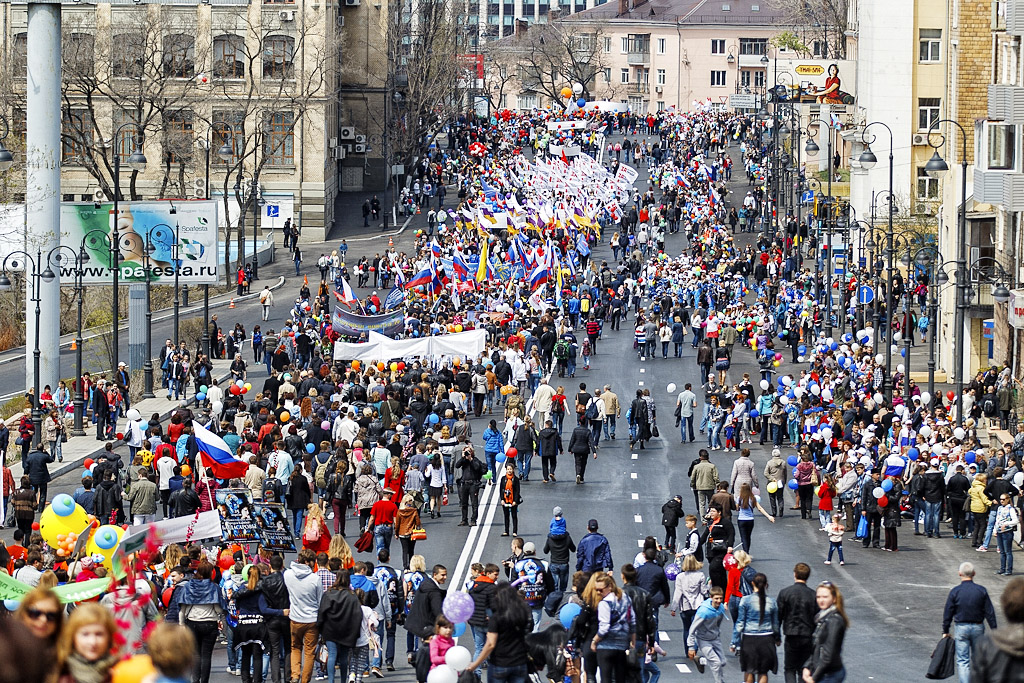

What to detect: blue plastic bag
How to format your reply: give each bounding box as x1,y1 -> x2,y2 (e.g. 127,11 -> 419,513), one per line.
856,515 -> 868,538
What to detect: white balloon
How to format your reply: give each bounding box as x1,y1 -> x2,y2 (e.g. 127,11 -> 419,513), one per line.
875,354 -> 884,365
872,486 -> 885,498
919,424 -> 932,438
821,427 -> 833,439
811,385 -> 821,395
781,376 -> 793,386
873,393 -> 884,404
1014,472 -> 1024,487
760,380 -> 770,390
932,444 -> 944,455
780,396 -> 790,404
667,383 -> 677,394
126,408 -> 141,421
891,344 -> 899,353
794,387 -> 805,398
921,392 -> 932,405
212,401 -> 224,414
895,405 -> 906,416
798,356 -> 806,362
893,331 -> 902,342
954,427 -> 966,440
572,82 -> 584,95
897,364 -> 906,374
445,646 -> 472,672
427,665 -> 459,683
822,389 -> 833,401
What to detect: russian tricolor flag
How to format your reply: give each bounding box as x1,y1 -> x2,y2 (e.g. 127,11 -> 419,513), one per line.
194,422 -> 249,480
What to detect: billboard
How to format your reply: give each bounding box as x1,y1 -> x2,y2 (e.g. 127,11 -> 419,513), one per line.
766,60 -> 857,107
60,200 -> 219,284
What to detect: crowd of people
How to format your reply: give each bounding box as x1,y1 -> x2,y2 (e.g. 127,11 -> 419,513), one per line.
2,102 -> 1024,683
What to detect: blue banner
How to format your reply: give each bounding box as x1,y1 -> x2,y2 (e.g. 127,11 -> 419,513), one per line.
332,306 -> 405,337
383,287 -> 405,312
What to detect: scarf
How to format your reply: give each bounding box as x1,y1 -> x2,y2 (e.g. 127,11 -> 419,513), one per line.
64,653 -> 117,683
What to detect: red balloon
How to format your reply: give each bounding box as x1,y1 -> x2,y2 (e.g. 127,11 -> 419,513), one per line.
878,495 -> 888,507
116,432 -> 124,441
946,391 -> 955,401
397,362 -> 406,371
506,448 -> 518,459
31,522 -> 40,530
230,385 -> 241,395
84,458 -> 95,468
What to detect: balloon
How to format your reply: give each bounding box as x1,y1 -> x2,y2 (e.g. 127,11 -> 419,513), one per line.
788,479 -> 799,490
787,455 -> 799,467
873,393 -> 884,404
881,479 -> 894,492
444,645 -> 472,672
878,495 -> 889,507
773,360 -> 781,367
390,362 -> 399,372
766,481 -> 778,493
482,471 -> 492,481
200,385 -> 209,394
1014,472 -> 1024,487
560,87 -> 573,98
280,411 -> 291,423
664,563 -> 680,581
442,592 -> 475,624
954,427 -> 966,441
577,97 -> 587,107
321,420 -> 331,430
244,383 -> 252,392
428,413 -> 440,425
236,379 -> 245,388
453,622 -> 467,638
749,409 -> 759,419
39,497 -> 90,550
306,443 -> 316,454
212,401 -> 224,414
86,524 -> 125,568
811,385 -> 820,395
126,408 -> 141,421
897,364 -> 905,374
919,424 -> 932,438
872,486 -> 885,499
876,354 -> 885,365
84,458 -> 94,468
722,553 -> 738,570
559,602 -> 582,628
111,655 -> 157,683
821,427 -> 833,440
351,360 -> 361,371
197,392 -> 207,401
506,448 -> 518,460
921,392 -> 932,405
116,432 -> 124,440
378,362 -> 386,371
181,464 -> 192,477
965,451 -> 977,464
3,599 -> 20,611
495,451 -> 507,463
398,362 -> 406,371
947,391 -> 956,400
572,82 -> 584,95
51,493 -> 75,517
667,383 -> 677,394
760,380 -> 769,390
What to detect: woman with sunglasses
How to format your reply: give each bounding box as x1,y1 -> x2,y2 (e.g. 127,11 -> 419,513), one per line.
994,493 -> 1020,575
801,582 -> 849,683
14,586 -> 63,648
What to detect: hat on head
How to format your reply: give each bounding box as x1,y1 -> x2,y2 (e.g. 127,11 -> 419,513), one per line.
523,542 -> 536,554
553,506 -> 563,518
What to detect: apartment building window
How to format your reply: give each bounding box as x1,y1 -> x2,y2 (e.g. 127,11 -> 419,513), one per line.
919,29 -> 941,62
112,33 -> 144,78
812,40 -> 825,58
517,93 -> 538,109
621,36 -> 629,53
263,111 -> 294,166
917,98 -> 940,131
604,67 -> 612,82
164,110 -> 193,164
163,33 -> 195,78
263,35 -> 295,79
61,109 -> 93,164
657,68 -> 666,85
711,39 -> 725,55
657,38 -> 666,54
213,35 -> 246,79
754,70 -> 765,88
711,70 -> 726,87
740,69 -> 763,88
738,37 -> 767,55
916,167 -> 938,200
66,33 -> 95,74
213,111 -> 244,164
603,37 -> 611,52
988,123 -> 1016,170
657,101 -> 665,111
113,109 -> 142,164
621,68 -> 630,83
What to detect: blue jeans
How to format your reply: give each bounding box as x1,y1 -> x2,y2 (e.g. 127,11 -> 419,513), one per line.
374,523 -> 393,553
913,500 -> 926,533
471,625 -> 488,662
489,663 -> 529,683
324,642 -> 351,683
642,659 -> 661,683
549,562 -> 569,592
925,501 -> 942,536
700,403 -> 711,432
954,622 -> 985,683
708,422 -> 721,448
265,352 -> 273,375
817,667 -> 846,683
680,415 -> 695,442
485,452 -> 498,481
603,415 -> 617,438
518,452 -> 534,480
293,508 -> 306,535
983,510 -> 998,547
998,531 -> 1015,573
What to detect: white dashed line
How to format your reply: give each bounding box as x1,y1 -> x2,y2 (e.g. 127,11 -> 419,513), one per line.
637,539 -> 645,547
631,472 -> 638,479
675,664 -> 692,674
640,368 -> 645,373
634,514 -> 643,523
632,453 -> 639,460
639,381 -> 644,386
631,493 -> 639,500
659,631 -> 670,641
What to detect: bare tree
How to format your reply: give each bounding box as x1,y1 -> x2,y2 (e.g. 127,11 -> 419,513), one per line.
765,0 -> 849,59
482,49 -> 519,113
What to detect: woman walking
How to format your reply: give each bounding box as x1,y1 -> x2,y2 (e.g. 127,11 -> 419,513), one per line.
234,565 -> 287,683
178,561 -> 227,683
670,554 -> 709,644
395,493 -> 422,570
589,572 -> 636,683
795,454 -> 816,520
802,582 -> 849,683
735,482 -> 775,552
995,493 -> 1019,575
730,573 -> 780,683
969,473 -> 994,548
499,462 -> 522,537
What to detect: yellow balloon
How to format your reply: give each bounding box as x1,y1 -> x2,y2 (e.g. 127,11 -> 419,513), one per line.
766,481 -> 779,494
111,655 -> 156,683
773,360 -> 781,367
85,524 -> 125,569
455,324 -> 463,333
38,500 -> 90,550
560,87 -> 573,98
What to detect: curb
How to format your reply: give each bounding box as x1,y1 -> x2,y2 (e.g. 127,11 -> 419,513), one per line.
339,214 -> 414,243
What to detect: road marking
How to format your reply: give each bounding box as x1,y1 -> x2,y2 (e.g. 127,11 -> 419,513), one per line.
634,514 -> 643,523
637,539 -> 645,547
675,664 -> 692,674
631,453 -> 638,460
631,472 -> 638,479
640,368 -> 645,373
631,493 -> 639,500
639,381 -> 644,386
659,631 -> 670,641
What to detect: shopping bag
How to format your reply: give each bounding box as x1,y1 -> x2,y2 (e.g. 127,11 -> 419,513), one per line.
354,530 -> 374,553
926,636 -> 956,679
856,515 -> 868,538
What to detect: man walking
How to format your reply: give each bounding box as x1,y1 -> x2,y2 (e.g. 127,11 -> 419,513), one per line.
943,561 -> 997,683
601,384 -> 620,440
689,450 -> 719,518
576,519 -> 613,573
677,383 -> 697,443
687,587 -> 728,682
455,445 -> 486,526
777,562 -> 816,683
284,549 -> 324,683
259,285 -> 274,321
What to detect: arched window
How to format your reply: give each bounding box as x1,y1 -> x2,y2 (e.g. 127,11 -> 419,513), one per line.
262,35 -> 294,79
213,35 -> 245,79
163,33 -> 195,78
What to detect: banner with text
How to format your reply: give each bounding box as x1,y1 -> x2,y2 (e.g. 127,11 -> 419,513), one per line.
332,306 -> 405,337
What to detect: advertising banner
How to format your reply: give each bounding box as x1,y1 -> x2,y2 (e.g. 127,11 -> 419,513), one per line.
766,59 -> 857,107
332,306 -> 405,337
59,200 -> 219,284
1009,289 -> 1024,329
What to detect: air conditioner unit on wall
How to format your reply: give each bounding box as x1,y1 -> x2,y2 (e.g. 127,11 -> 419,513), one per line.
193,178 -> 207,199
339,127 -> 356,140
279,10 -> 295,20
355,134 -> 366,143
333,147 -> 346,160
345,0 -> 360,6
654,85 -> 662,93
329,137 -> 338,148
354,143 -> 366,153
912,133 -> 928,146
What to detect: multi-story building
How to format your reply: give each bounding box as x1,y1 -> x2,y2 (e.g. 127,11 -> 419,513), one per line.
495,0 -> 794,113
0,0 -> 340,241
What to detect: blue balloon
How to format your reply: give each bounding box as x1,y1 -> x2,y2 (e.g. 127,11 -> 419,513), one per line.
95,527 -> 119,550
787,455 -> 799,467
798,345 -> 807,354
830,342 -> 838,351
965,451 -> 977,464
428,414 -> 440,424
577,98 -> 586,107
907,447 -> 919,460
196,392 -> 207,401
881,479 -> 894,492
559,602 -> 582,629
306,443 -> 316,454
453,622 -> 467,638
3,599 -> 19,611
82,470 -> 91,479
900,348 -> 907,357
749,409 -> 759,419
788,478 -> 799,490
496,452 -> 507,463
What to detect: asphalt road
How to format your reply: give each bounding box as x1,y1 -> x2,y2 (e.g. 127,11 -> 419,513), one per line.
6,138 -> 1013,683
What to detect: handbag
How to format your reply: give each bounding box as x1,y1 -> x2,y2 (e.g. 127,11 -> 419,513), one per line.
926,635 -> 956,679
651,423 -> 660,438
962,497 -> 972,513
410,527 -> 427,541
354,530 -> 374,553
14,436 -> 22,446
856,515 -> 868,538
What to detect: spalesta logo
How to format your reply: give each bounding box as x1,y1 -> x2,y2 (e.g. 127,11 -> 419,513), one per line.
197,216 -> 209,225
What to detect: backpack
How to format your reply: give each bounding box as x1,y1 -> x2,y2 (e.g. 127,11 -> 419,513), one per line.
982,396 -> 997,416
585,398 -> 600,421
514,557 -> 547,607
374,565 -> 402,618
303,519 -> 321,544
314,456 -> 332,489
553,339 -> 570,360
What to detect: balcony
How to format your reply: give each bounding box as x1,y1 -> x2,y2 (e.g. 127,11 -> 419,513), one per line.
988,84 -> 1024,123
974,168 -> 1024,210
1008,0 -> 1024,33
629,82 -> 650,94
627,51 -> 650,65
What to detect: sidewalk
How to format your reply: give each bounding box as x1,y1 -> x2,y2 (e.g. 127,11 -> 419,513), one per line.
6,359 -> 234,480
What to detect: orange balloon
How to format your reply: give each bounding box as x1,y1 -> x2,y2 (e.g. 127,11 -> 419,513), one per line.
181,464 -> 192,477
351,360 -> 361,371
111,655 -> 156,683
377,362 -> 385,371
280,411 -> 291,423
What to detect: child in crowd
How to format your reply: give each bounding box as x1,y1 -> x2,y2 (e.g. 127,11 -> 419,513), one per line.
824,513 -> 845,566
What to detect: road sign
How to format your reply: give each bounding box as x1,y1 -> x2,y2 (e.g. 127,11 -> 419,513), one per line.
266,205 -> 280,218
801,190 -> 815,204
858,285 -> 874,305
729,93 -> 759,109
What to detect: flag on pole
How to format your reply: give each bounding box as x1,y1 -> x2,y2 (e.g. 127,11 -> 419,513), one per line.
334,277 -> 360,309
476,238 -> 489,282
193,422 -> 249,479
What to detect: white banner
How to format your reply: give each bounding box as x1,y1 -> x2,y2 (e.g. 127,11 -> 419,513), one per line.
1008,288 -> 1024,329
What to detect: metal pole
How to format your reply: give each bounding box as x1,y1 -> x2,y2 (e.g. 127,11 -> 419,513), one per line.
825,127 -> 833,337
252,182 -> 259,279
927,274 -> 939,400
954,153 -> 968,426
71,249 -> 85,436
173,242 -> 180,347
903,247 -> 913,405
201,142 -> 211,359
142,235 -> 155,398
31,251 -> 41,447
112,149 -> 121,371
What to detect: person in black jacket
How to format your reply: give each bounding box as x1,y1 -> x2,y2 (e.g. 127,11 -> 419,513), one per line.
777,562 -> 816,683
317,569 -> 363,680
24,444 -> 54,513
544,507 -> 576,592
455,446 -> 486,526
403,564 -> 448,640
260,555 -> 292,683
801,581 -> 848,683
467,563 -> 500,662
947,464 -> 972,539
537,419 -> 563,483
622,564 -> 658,681
661,495 -> 685,550
173,478 -> 202,518
567,418 -> 595,484
969,576 -> 1024,683
860,468 -> 883,548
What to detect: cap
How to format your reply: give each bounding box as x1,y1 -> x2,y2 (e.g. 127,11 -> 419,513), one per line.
588,518 -> 599,531
553,506 -> 563,518
930,457 -> 940,467
118,361 -> 127,367
523,542 -> 536,554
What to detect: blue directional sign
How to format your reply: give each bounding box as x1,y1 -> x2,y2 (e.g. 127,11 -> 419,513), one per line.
266,205 -> 280,218
801,190 -> 815,204
858,285 -> 874,305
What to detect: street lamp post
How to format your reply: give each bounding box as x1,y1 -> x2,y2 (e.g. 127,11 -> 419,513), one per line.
123,223 -> 177,399
924,119 -> 970,426
0,250 -> 55,446
200,127 -> 234,359
109,123 -> 147,372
